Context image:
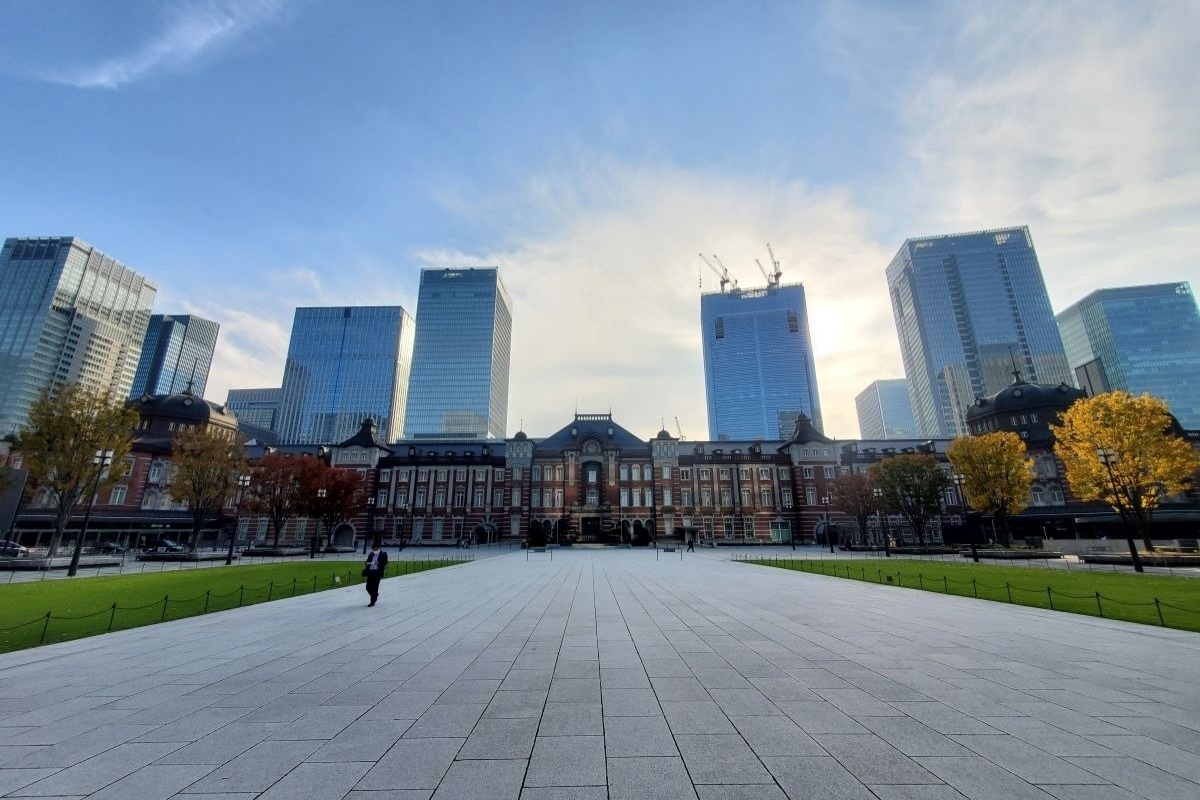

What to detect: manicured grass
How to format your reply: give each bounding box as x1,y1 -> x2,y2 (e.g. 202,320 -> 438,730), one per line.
742,557 -> 1200,632
0,558 -> 467,653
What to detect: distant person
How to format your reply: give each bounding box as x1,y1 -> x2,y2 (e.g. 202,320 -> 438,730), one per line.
686,537 -> 695,552
363,541 -> 388,607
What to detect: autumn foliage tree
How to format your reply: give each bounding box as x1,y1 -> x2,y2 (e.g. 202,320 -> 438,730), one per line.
829,472 -> 879,546
869,454 -> 949,546
17,386 -> 138,557
169,425 -> 247,551
947,432 -> 1034,546
1052,392 -> 1200,556
300,462 -> 368,549
245,452 -> 321,548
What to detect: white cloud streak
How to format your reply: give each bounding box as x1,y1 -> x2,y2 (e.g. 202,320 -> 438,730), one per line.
49,0 -> 285,89
416,159 -> 896,441
886,2 -> 1200,305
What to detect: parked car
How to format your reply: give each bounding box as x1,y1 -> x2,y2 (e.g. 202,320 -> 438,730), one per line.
0,540 -> 29,557
99,542 -> 127,554
155,539 -> 185,553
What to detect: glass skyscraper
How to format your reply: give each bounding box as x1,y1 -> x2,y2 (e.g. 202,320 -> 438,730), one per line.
226,387 -> 282,431
1057,282 -> 1200,428
129,314 -> 220,399
887,227 -> 1071,438
701,283 -> 822,440
855,379 -> 918,439
404,268 -> 512,440
0,236 -> 157,436
277,306 -> 415,444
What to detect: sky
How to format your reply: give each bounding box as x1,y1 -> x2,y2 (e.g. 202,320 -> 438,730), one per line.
2,0 -> 1197,440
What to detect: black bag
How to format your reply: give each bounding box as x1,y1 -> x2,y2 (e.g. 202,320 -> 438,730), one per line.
361,568 -> 369,577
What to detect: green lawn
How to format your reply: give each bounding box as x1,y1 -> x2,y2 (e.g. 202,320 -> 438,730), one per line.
742,557 -> 1200,632
0,558 -> 466,653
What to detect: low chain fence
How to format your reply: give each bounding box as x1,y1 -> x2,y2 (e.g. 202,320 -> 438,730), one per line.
734,555 -> 1200,632
0,556 -> 471,652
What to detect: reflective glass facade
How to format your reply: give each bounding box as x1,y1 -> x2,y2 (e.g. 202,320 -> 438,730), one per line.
887,227 -> 1070,438
404,268 -> 512,439
277,306 -> 414,444
701,283 -> 822,440
226,387 -> 282,431
0,237 -> 157,436
855,379 -> 918,439
129,314 -> 219,398
1057,282 -> 1200,428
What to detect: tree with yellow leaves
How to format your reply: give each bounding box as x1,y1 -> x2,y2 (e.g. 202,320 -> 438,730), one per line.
1052,392 -> 1200,572
947,432 -> 1033,546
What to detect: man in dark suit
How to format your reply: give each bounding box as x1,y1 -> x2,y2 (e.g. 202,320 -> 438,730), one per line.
363,540 -> 389,607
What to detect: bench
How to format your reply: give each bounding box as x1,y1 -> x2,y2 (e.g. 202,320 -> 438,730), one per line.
526,546 -> 552,561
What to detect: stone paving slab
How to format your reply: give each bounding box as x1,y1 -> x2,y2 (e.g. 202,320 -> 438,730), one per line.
2,549 -> 1200,798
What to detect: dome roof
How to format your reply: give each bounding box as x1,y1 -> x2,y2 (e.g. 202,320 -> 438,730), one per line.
133,389 -> 238,430
655,429 -> 673,440
512,430 -> 529,441
965,372 -> 1085,422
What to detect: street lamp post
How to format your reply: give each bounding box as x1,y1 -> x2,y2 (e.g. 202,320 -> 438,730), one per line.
227,474 -> 251,566
1096,447 -> 1143,574
822,494 -> 835,553
365,496 -> 376,552
67,449 -> 113,578
313,487 -> 326,559
873,487 -> 891,558
952,473 -> 978,563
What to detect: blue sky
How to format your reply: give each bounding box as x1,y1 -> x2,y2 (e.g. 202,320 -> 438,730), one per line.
2,0 -> 1197,438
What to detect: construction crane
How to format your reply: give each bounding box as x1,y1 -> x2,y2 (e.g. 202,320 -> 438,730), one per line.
674,416 -> 685,440
755,259 -> 772,285
764,242 -> 783,287
711,255 -> 739,291
698,253 -> 737,293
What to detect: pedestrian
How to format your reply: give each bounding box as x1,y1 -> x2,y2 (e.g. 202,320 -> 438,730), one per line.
363,540 -> 388,607
686,537 -> 695,553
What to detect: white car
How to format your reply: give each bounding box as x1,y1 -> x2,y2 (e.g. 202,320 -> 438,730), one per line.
0,540 -> 29,557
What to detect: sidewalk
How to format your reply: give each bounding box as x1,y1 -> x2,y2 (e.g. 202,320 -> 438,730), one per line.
1,548 -> 1198,798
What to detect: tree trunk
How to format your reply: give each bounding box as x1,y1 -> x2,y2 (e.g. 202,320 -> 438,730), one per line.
997,514 -> 1012,547
191,514 -> 203,552
46,517 -> 68,558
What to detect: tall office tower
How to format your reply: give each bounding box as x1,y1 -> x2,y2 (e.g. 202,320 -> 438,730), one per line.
856,379 -> 918,439
0,237 -> 157,436
1057,282 -> 1200,428
225,387 -> 282,431
887,227 -> 1071,438
129,314 -> 220,398
277,306 -> 415,444
701,283 -> 822,440
404,268 -> 512,439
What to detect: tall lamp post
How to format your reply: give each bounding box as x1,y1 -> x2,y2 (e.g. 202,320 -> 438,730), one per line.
873,487 -> 891,558
951,473 -> 978,563
227,474 -> 251,566
67,449 -> 113,578
1096,447 -> 1143,574
312,487 -> 326,559
822,494 -> 835,553
365,496 -> 376,552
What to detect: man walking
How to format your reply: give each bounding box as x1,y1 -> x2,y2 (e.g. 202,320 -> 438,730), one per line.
363,540 -> 388,607
686,537 -> 695,553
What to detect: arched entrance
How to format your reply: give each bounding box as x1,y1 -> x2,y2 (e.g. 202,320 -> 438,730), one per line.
331,522 -> 356,549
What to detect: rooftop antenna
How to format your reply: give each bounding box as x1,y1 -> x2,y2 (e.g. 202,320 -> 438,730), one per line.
1008,346 -> 1023,383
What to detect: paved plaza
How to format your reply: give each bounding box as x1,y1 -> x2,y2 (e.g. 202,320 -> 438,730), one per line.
1,550 -> 1199,799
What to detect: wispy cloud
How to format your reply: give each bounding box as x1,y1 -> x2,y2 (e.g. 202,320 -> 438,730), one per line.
823,1 -> 1200,306
49,0 -> 286,89
414,158 -> 895,440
